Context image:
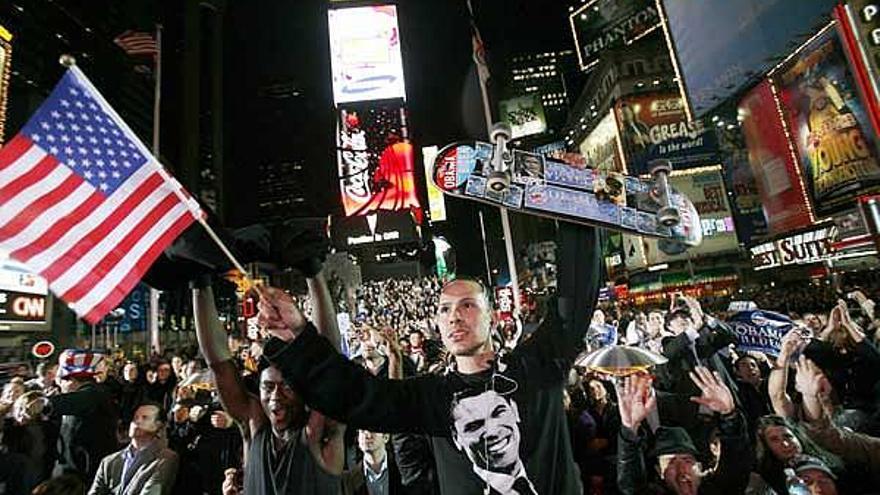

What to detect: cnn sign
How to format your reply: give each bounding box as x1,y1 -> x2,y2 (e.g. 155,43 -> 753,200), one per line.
0,290 -> 47,323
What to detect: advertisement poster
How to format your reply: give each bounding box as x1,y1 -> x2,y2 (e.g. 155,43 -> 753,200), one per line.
718,126 -> 768,245
645,167 -> 738,264
623,234 -> 648,270
615,93 -> 717,175
327,5 -> 406,104
578,111 -> 625,172
726,310 -> 794,356
499,95 -> 547,139
739,80 -> 814,235
569,0 -> 659,71
661,0 -> 838,116
779,30 -> 880,216
330,210 -> 419,250
421,145 -> 447,223
336,105 -> 421,216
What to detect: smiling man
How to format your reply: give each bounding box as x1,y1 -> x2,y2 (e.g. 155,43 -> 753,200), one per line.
256,223 -> 600,495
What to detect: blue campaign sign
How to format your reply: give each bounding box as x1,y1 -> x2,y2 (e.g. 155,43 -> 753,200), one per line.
587,323 -> 618,348
118,284 -> 149,333
726,310 -> 793,357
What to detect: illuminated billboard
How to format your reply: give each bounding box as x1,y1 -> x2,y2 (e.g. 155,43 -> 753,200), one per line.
569,0 -> 660,71
777,28 -> 880,216
330,210 -> 420,249
328,5 -> 406,104
0,251 -> 51,330
644,166 -> 739,264
578,111 -> 625,172
499,94 -> 547,139
422,145 -> 447,222
336,105 -> 421,216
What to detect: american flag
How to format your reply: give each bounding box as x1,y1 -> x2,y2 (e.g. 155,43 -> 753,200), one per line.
0,68 -> 201,323
113,30 -> 159,57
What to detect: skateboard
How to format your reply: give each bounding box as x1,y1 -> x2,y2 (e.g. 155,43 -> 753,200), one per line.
432,123 -> 703,254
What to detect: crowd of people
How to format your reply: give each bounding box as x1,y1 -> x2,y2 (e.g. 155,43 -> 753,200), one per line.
2,225 -> 880,494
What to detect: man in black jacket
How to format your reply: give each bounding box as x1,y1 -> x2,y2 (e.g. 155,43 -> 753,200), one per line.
257,224 -> 600,495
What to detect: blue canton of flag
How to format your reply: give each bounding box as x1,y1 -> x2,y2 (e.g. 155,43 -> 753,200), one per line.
0,67 -> 201,323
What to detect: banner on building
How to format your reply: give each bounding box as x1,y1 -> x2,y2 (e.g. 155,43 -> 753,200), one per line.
750,224 -> 837,271
328,5 -> 406,104
778,29 -> 880,216
727,310 -> 794,356
739,80 -> 814,235
718,126 -> 769,244
422,146 -> 447,222
614,93 -> 717,175
499,95 -> 548,139
570,0 -> 659,71
578,111 -> 625,172
644,167 -> 738,263
337,105 -> 421,216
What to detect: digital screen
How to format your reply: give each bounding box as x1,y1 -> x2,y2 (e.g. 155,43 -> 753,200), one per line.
0,251 -> 50,328
328,5 -> 407,104
336,104 -> 421,216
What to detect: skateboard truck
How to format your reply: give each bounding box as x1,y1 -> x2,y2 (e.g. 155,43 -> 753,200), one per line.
487,122 -> 513,193
649,159 -> 680,228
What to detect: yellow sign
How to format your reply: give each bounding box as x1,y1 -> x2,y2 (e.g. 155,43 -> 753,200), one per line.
0,25 -> 11,43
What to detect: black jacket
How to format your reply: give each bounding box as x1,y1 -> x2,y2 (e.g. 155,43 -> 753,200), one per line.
48,381 -> 119,479
616,411 -> 752,495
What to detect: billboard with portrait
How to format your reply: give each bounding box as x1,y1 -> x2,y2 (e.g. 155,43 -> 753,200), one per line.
336,104 -> 421,216
661,0 -> 837,117
569,0 -> 660,71
778,29 -> 880,216
644,167 -> 738,263
328,5 -> 406,104
739,80 -> 814,235
578,111 -> 624,172
614,92 -> 717,175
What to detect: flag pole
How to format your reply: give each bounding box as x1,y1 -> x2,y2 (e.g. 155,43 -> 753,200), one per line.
466,0 -> 522,315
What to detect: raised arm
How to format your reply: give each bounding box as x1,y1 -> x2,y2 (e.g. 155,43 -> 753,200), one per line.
768,330 -> 807,419
258,287 -> 447,434
192,280 -> 263,432
308,271 -> 341,353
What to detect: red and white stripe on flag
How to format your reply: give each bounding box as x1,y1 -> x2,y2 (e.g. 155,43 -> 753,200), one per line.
114,30 -> 158,57
0,69 -> 200,323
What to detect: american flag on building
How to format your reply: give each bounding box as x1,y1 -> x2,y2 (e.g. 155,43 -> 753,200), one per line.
0,68 -> 202,323
113,30 -> 159,57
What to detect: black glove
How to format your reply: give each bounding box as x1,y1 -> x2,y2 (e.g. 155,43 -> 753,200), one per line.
271,219 -> 329,278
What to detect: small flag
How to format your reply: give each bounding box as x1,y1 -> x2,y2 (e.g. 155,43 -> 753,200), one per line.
0,68 -> 202,323
113,30 -> 158,57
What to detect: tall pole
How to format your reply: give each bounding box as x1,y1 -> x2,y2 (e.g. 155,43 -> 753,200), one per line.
149,24 -> 163,356
478,211 -> 493,285
468,1 -> 522,313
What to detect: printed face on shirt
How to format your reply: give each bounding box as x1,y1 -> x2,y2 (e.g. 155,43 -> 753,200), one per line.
260,366 -> 305,430
762,425 -> 802,463
658,454 -> 702,495
451,389 -> 522,474
436,280 -> 493,357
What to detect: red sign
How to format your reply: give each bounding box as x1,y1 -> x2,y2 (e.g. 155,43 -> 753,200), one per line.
739,80 -> 814,235
31,341 -> 55,359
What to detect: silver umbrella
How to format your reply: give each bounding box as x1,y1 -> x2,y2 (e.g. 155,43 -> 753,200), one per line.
575,345 -> 668,376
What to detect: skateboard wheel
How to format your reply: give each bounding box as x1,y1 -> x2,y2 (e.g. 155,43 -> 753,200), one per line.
487,171 -> 510,193
657,206 -> 680,227
649,159 -> 672,176
490,122 -> 512,143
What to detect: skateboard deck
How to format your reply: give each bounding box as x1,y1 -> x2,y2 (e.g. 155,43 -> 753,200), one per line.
432,141 -> 703,253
